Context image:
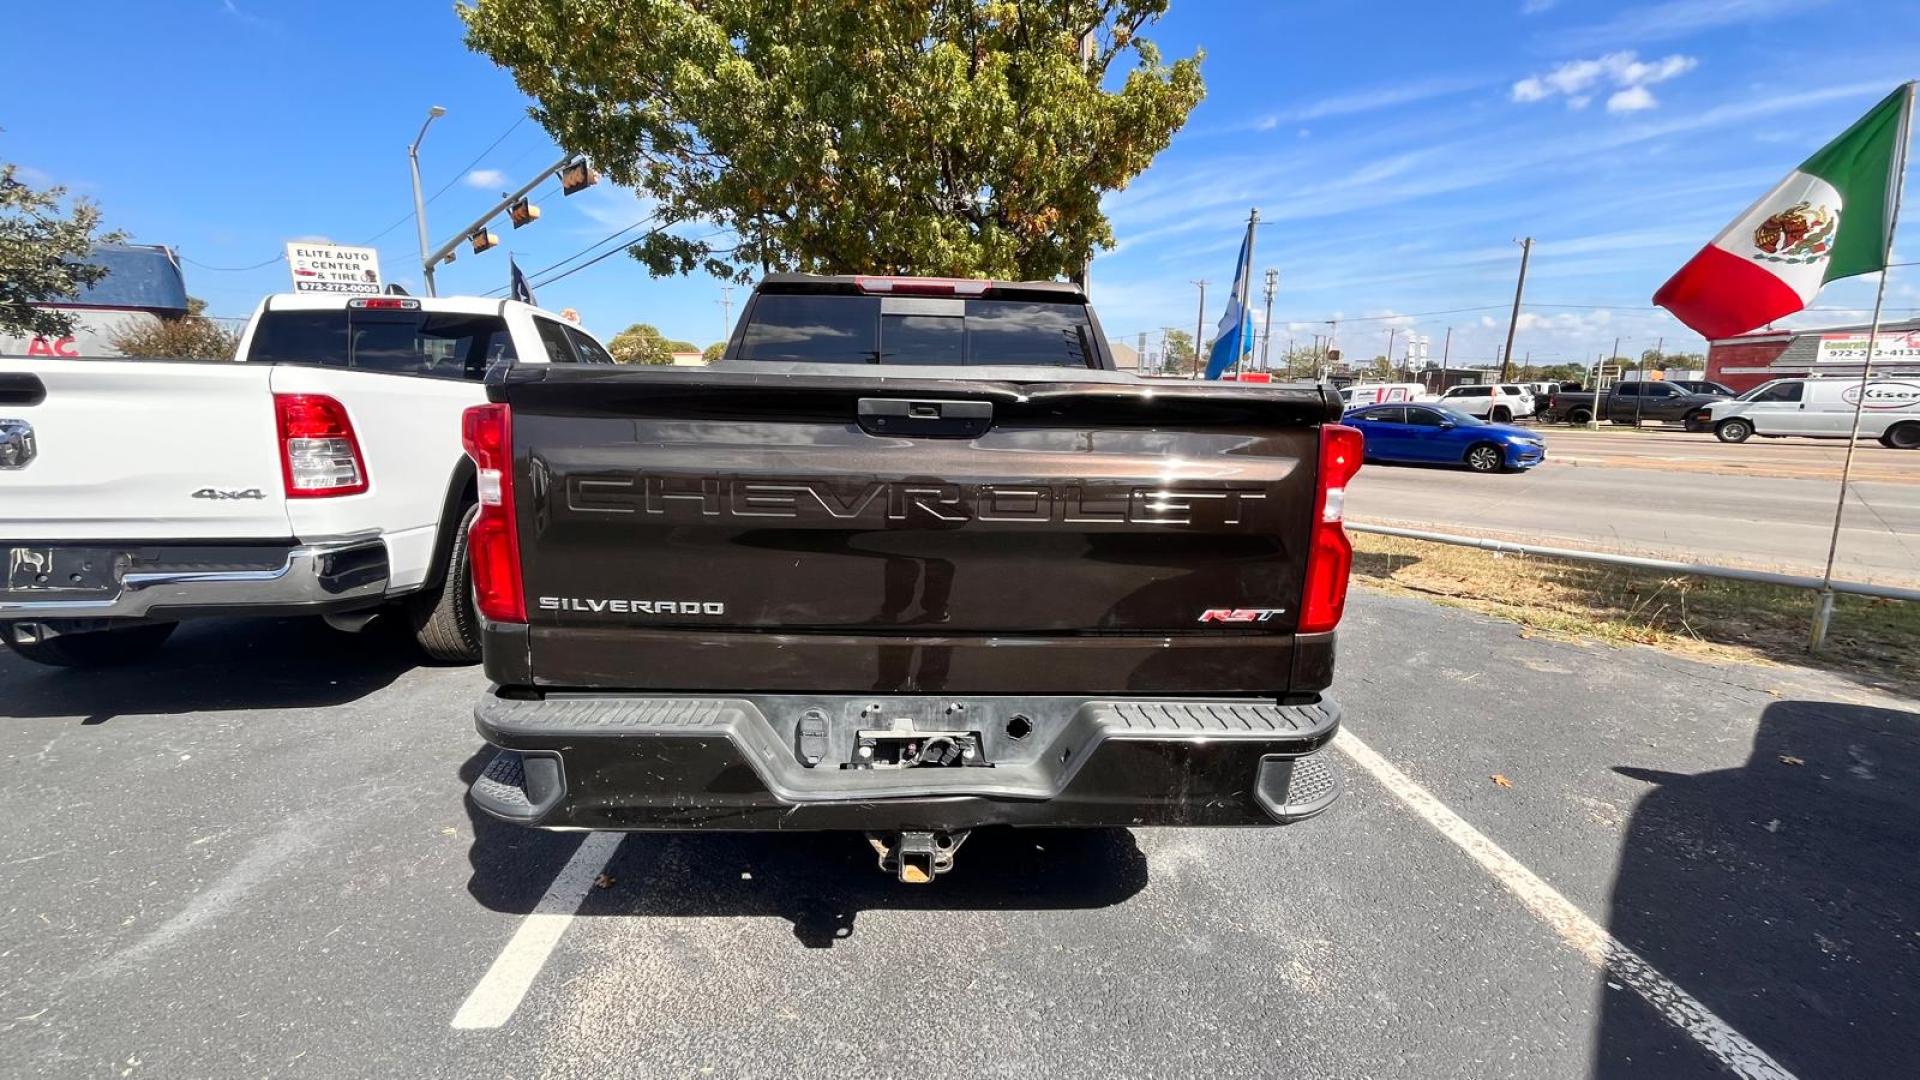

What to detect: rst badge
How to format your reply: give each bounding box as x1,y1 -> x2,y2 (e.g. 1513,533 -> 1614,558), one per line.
0,419 -> 34,469
1198,608 -> 1286,623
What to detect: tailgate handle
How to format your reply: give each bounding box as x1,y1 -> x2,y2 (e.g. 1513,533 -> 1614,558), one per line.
858,398 -> 993,438
0,374 -> 47,406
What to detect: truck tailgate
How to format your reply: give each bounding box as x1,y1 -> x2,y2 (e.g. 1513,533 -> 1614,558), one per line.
0,360 -> 292,541
498,367 -> 1339,695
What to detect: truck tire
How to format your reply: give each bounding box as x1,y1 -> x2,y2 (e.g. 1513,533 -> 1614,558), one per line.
1715,418 -> 1754,444
408,503 -> 482,664
1883,421 -> 1920,450
1490,406 -> 1512,423
2,621 -> 176,668
1464,443 -> 1505,473
1567,408 -> 1593,425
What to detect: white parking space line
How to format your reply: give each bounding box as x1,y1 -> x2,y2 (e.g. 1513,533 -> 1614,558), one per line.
451,830 -> 624,1030
1333,729 -> 1798,1080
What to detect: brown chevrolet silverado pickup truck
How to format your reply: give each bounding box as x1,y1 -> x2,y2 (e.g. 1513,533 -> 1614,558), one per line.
462,274 -> 1360,882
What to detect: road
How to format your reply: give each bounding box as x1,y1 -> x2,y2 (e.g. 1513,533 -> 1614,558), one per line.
1348,427 -> 1920,587
3,605 -> 1914,1079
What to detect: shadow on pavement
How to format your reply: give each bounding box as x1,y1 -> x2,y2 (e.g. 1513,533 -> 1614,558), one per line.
0,616 -> 422,723
459,750 -> 1151,948
1597,699 -> 1920,1078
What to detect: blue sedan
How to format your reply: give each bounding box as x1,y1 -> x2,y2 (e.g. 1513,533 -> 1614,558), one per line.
1342,403 -> 1547,473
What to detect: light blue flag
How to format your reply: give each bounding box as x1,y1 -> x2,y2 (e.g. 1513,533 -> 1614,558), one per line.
1204,222 -> 1256,380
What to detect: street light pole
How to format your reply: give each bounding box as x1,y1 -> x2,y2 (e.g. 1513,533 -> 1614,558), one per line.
409,105 -> 447,297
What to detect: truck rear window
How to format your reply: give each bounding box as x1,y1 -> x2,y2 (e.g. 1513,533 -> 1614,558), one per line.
737,294 -> 1097,367
246,309 -> 516,380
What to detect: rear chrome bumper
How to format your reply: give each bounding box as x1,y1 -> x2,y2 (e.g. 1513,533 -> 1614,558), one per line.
0,537 -> 389,621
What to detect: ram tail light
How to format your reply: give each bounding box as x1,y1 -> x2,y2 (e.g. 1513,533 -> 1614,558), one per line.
1299,423 -> 1364,634
461,403 -> 526,623
274,393 -> 368,497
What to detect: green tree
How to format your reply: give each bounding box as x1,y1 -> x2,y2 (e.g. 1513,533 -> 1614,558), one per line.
106,309 -> 241,360
1160,329 -> 1195,374
606,322 -> 677,364
461,0 -> 1205,282
1,164 -> 122,337
701,341 -> 726,363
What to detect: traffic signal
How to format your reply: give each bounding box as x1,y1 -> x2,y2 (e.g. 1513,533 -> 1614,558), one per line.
470,229 -> 499,254
560,158 -> 599,196
509,198 -> 540,229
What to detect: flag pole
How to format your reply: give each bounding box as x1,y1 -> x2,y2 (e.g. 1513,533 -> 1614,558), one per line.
1811,80 -> 1915,651
1239,207 -> 1259,378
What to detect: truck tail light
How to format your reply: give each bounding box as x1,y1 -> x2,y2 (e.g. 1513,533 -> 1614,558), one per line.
274,393 -> 368,497
461,403 -> 526,623
1300,423 -> 1364,634
853,276 -> 993,297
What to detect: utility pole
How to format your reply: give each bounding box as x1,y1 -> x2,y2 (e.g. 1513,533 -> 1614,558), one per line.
1190,279 -> 1209,379
718,285 -> 735,342
1499,236 -> 1532,383
1439,326 -> 1452,392
1591,334 -> 1620,430
1384,328 -> 1397,376
408,105 -> 447,296
1260,268 -> 1278,371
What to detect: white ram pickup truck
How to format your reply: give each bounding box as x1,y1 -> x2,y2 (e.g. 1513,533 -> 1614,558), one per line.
0,293 -> 617,668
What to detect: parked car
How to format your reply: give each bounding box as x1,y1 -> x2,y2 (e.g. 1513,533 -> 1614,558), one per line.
0,293 -> 617,668
1343,402 -> 1546,472
1686,377 -> 1920,447
1667,379 -> 1737,397
462,273 -> 1354,882
1539,380 -> 1722,425
1341,381 -> 1427,407
1434,383 -> 1533,422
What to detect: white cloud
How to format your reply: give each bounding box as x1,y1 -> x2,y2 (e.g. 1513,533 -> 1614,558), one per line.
1510,51 -> 1697,111
1607,86 -> 1658,113
1545,0 -> 1819,53
1262,76 -> 1484,127
465,168 -> 507,190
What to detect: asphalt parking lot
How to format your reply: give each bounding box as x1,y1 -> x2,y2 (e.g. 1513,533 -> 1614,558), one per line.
3,593 -> 1916,1079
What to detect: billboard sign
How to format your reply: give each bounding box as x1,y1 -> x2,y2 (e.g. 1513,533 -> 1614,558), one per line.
1815,329 -> 1920,364
285,242 -> 382,294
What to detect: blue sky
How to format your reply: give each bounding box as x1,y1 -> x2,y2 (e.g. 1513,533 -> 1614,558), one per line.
5,0 -> 1917,366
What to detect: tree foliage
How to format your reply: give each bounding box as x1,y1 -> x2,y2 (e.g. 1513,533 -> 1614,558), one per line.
461,0 -> 1205,282
106,311 -> 241,361
1,164 -> 121,338
1158,328 -> 1195,374
606,322 -> 678,364
701,341 -> 726,363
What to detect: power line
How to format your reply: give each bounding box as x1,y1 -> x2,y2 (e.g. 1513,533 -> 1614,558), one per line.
361,116 -> 530,245
180,252 -> 284,272
483,214 -> 660,296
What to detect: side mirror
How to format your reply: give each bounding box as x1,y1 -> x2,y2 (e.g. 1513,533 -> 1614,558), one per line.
1438,418 -> 1456,429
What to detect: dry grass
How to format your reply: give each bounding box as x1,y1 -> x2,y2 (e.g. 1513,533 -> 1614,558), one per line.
1351,533 -> 1920,698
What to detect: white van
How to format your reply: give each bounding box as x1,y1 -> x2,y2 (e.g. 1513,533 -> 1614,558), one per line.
1341,382 -> 1427,407
1699,377 -> 1920,448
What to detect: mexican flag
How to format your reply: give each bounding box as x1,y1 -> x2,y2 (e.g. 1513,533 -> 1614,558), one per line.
1654,84 -> 1913,340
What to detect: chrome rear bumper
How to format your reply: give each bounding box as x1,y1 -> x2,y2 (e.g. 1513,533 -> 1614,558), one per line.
0,537 -> 389,621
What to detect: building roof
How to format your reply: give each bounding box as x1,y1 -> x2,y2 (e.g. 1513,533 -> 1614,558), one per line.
67,244 -> 190,314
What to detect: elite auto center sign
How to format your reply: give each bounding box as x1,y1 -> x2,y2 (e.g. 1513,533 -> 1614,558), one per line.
1815,329 -> 1920,364
285,242 -> 383,294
